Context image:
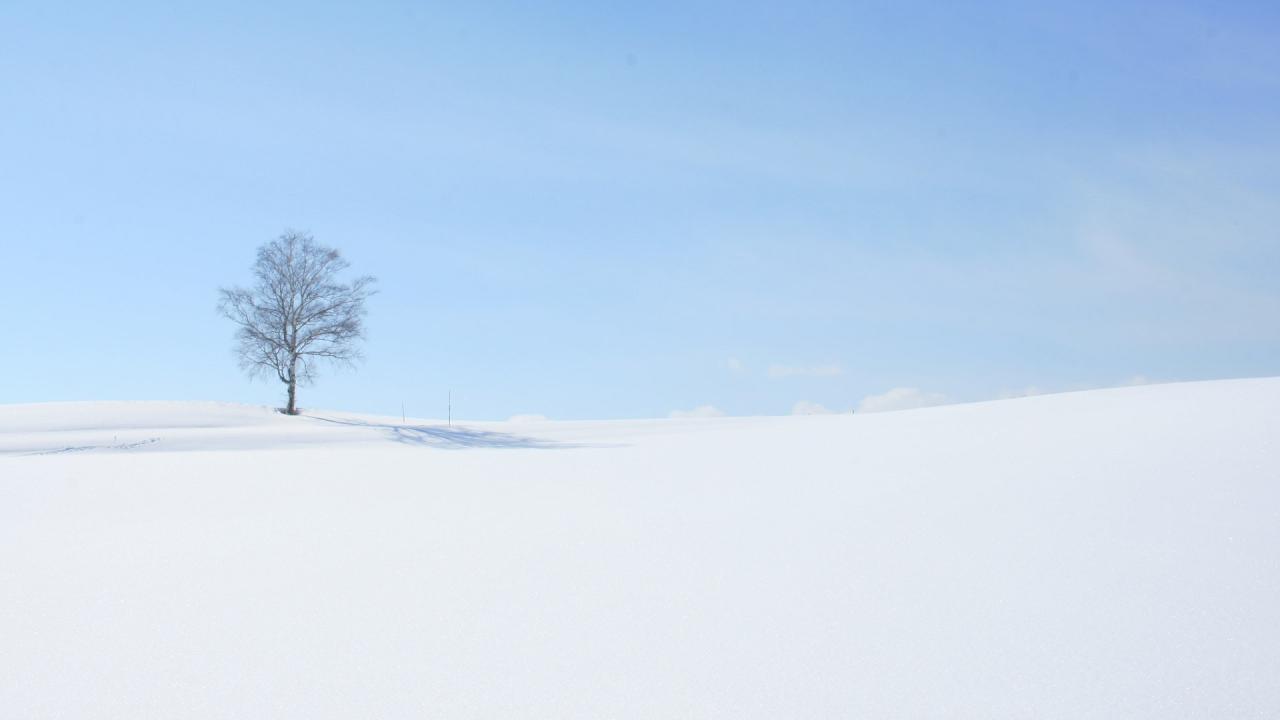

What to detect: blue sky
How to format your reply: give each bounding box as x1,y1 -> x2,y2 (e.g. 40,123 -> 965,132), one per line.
1,1 -> 1277,419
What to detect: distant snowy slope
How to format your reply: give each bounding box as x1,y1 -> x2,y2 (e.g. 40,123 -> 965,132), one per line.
2,378 -> 1278,718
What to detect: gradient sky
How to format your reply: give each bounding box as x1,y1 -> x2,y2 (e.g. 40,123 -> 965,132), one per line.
2,1 -> 1278,419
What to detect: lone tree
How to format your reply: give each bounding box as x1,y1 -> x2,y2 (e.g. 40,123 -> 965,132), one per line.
218,231 -> 376,415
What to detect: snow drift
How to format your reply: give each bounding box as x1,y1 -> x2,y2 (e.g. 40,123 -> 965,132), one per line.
2,379 -> 1278,718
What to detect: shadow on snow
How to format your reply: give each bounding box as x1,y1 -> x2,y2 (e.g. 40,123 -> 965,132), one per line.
306,415 -> 599,450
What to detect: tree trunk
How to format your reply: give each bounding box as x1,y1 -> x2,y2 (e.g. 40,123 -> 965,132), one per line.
286,359 -> 298,415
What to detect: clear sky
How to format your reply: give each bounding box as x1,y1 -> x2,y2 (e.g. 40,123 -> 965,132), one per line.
2,1 -> 1277,420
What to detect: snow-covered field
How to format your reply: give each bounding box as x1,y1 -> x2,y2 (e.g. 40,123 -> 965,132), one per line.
2,379 -> 1278,718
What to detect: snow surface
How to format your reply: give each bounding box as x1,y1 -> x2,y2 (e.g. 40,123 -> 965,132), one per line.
2,379 -> 1278,718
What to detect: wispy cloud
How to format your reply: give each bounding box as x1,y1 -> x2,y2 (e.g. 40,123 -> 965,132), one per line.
768,364 -> 843,379
857,388 -> 949,414
669,405 -> 726,419
997,386 -> 1046,400
997,375 -> 1159,400
792,400 -> 839,415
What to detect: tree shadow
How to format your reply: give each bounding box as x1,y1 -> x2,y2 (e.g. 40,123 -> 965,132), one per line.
307,415 -> 600,450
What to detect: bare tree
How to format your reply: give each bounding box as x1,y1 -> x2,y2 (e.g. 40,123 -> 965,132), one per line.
218,231 -> 376,415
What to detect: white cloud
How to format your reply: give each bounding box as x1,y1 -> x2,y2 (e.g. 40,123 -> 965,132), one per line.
997,386 -> 1046,400
997,376 -> 1160,401
727,357 -> 745,374
792,400 -> 837,415
669,405 -> 726,419
768,364 -> 843,379
857,388 -> 949,414
507,414 -> 549,423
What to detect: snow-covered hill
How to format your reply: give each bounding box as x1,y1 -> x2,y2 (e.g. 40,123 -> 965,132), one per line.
3,379 -> 1278,718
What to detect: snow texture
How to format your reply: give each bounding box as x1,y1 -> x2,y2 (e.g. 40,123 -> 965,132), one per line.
2,379 -> 1278,718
